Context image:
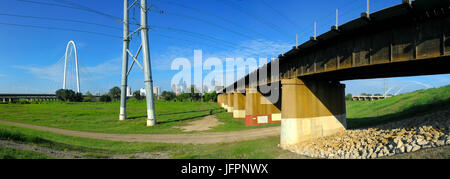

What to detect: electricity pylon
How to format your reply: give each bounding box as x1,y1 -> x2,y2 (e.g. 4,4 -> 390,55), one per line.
119,0 -> 157,126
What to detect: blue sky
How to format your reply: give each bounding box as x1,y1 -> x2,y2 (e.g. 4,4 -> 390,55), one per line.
0,0 -> 448,95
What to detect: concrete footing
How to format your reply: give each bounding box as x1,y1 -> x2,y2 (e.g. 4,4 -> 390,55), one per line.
280,78 -> 347,148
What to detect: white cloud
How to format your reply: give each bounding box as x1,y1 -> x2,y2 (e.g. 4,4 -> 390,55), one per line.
13,57 -> 121,83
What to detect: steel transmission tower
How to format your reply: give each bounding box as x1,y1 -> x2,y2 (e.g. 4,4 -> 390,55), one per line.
119,0 -> 157,126
63,40 -> 80,93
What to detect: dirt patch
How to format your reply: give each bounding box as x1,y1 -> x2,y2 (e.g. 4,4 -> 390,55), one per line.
175,115 -> 224,132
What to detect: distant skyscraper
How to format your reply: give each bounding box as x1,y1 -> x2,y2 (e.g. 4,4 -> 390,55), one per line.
126,86 -> 132,97
153,86 -> 160,99
140,88 -> 146,96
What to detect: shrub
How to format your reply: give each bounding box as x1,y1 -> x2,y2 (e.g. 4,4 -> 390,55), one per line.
133,90 -> 144,101
55,89 -> 82,102
100,94 -> 112,102
109,87 -> 121,101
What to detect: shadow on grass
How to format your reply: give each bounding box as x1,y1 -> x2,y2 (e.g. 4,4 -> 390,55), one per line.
158,109 -> 227,124
347,98 -> 450,129
127,108 -> 224,120
157,114 -> 211,124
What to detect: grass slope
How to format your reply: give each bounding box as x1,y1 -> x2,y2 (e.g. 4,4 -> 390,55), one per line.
347,85 -> 450,129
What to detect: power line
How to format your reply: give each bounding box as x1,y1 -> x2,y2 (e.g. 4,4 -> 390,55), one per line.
150,9 -> 269,53
150,31 -> 233,52
0,22 -> 120,38
219,0 -> 292,40
153,0 -> 272,40
150,25 -> 240,49
15,0 -> 121,21
260,0 -> 303,30
51,0 -> 120,20
0,13 -> 121,30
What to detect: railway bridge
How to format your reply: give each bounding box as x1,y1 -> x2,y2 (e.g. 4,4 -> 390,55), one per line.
217,0 -> 450,148
0,94 -> 57,103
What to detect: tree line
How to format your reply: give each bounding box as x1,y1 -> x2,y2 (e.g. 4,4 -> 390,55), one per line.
55,86 -> 218,103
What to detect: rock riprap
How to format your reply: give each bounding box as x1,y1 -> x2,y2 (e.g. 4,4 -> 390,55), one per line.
283,110 -> 450,159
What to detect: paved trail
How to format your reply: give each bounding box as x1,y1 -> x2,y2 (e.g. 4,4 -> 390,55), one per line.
0,120 -> 280,144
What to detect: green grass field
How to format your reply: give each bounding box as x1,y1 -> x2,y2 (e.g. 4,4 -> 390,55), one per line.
0,85 -> 449,159
0,101 -> 277,134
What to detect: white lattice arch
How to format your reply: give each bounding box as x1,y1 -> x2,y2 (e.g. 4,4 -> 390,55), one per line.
62,40 -> 80,93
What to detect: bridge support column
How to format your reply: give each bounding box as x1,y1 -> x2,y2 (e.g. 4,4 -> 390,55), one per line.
217,94 -> 222,106
245,87 -> 281,126
226,93 -> 234,113
222,94 -> 228,109
280,78 -> 347,148
233,91 -> 246,118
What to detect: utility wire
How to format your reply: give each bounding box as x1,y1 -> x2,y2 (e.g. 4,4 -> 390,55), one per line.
0,13 -> 121,30
260,0 -> 303,30
153,0 -> 272,40
0,22 -> 121,38
15,0 -> 121,21
150,9 -> 267,53
150,25 -> 240,49
219,0 -> 292,40
151,31 -> 233,52
51,0 -> 120,20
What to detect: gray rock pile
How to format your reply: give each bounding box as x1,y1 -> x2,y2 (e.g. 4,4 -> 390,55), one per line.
284,110 -> 450,159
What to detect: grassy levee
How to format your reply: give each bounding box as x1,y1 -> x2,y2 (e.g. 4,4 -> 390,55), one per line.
347,85 -> 450,129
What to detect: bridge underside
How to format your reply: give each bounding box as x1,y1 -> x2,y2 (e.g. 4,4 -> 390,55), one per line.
217,1 -> 449,147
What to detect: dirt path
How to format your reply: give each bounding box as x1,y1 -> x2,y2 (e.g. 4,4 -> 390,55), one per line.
0,120 -> 280,144
174,115 -> 224,132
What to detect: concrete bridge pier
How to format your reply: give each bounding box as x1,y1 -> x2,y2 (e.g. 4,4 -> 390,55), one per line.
226,93 -> 234,113
244,87 -> 281,126
218,94 -> 223,107
280,78 -> 347,148
221,94 -> 228,109
233,90 -> 246,118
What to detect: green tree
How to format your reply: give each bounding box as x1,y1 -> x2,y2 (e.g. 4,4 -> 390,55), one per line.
133,90 -> 144,101
109,86 -> 121,101
84,91 -> 93,102
202,91 -> 217,102
161,91 -> 176,101
100,94 -> 112,102
74,92 -> 83,102
345,93 -> 353,101
177,93 -> 189,102
55,89 -> 77,102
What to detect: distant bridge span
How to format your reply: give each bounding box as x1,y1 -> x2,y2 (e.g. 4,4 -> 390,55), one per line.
217,1 -> 450,148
